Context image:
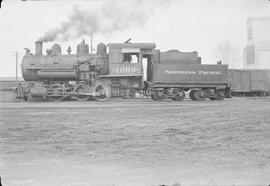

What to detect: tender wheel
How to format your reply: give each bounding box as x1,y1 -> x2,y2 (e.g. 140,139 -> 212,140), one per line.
172,89 -> 185,101
93,82 -> 111,101
151,90 -> 165,101
47,83 -> 65,101
189,90 -> 196,100
143,89 -> 151,97
72,83 -> 91,101
193,90 -> 206,101
216,91 -> 225,101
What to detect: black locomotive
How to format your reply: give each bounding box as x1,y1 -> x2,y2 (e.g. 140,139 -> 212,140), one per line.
21,39 -> 231,101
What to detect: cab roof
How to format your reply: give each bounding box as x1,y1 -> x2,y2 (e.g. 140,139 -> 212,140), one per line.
107,43 -> 156,50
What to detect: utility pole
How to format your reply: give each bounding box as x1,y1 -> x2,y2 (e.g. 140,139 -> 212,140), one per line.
90,35 -> 93,54
15,51 -> 18,84
90,35 -> 96,54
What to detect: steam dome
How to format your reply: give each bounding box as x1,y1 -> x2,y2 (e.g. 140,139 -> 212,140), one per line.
97,43 -> 107,55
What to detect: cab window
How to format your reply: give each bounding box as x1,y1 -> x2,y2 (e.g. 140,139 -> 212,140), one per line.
123,53 -> 139,63
122,48 -> 140,63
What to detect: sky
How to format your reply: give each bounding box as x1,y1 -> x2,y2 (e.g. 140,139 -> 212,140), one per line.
0,0 -> 269,77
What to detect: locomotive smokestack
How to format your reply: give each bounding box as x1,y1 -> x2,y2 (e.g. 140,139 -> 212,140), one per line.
35,41 -> 43,55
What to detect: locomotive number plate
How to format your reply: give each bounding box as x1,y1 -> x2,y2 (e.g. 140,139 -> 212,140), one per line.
110,64 -> 142,75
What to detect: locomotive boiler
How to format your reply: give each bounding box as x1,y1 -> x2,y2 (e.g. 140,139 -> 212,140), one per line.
21,39 -> 231,101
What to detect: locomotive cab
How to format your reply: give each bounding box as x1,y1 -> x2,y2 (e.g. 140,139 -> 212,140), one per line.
99,43 -> 156,97
107,43 -> 156,73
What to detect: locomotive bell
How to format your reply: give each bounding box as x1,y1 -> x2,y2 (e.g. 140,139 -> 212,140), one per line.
51,44 -> 62,56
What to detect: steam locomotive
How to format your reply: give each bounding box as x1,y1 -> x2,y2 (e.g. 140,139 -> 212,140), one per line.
21,39 -> 231,101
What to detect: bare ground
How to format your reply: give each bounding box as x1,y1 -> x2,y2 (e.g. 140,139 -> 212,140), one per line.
0,97 -> 270,186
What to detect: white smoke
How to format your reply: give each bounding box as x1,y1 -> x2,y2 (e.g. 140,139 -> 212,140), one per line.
38,0 -> 172,42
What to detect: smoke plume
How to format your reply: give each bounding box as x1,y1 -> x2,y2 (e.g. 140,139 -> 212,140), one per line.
38,0 -> 172,42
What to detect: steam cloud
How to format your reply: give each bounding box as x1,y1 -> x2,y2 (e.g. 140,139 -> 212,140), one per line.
38,0 -> 172,42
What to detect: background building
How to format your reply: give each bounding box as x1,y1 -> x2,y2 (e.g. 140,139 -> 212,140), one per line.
244,17 -> 270,69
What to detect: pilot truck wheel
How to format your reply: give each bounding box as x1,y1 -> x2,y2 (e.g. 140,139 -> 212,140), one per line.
47,83 -> 66,101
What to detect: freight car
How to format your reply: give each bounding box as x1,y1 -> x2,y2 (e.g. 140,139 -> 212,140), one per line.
229,69 -> 270,96
20,39 -> 231,101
